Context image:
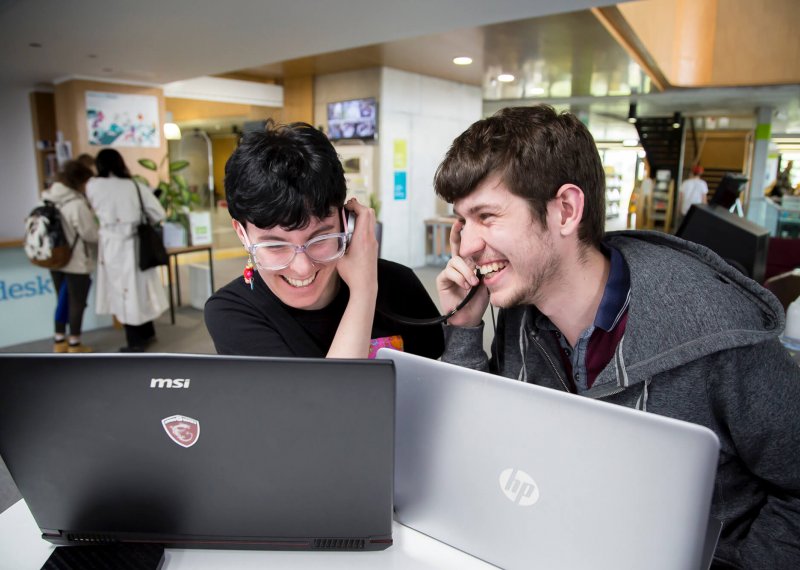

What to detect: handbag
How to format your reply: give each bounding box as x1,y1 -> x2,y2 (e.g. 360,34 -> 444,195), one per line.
134,181 -> 169,271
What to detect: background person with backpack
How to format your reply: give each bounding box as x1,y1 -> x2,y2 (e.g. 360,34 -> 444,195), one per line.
40,160 -> 98,353
87,149 -> 168,352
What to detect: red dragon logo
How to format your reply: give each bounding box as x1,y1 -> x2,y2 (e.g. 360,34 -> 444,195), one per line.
161,415 -> 200,448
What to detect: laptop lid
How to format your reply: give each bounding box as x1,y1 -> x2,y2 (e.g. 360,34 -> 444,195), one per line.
0,353 -> 395,551
379,349 -> 720,570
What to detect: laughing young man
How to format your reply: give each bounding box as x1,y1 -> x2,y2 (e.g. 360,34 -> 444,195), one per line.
205,121 -> 443,359
435,106 -> 800,569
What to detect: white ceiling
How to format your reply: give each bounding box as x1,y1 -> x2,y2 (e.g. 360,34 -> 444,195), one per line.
2,0 -> 797,134
0,0 -> 606,88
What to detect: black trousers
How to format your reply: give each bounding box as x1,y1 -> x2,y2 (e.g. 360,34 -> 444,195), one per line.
50,271 -> 92,337
124,321 -> 156,349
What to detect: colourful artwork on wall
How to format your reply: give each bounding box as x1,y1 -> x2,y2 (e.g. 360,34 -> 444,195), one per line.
86,91 -> 160,147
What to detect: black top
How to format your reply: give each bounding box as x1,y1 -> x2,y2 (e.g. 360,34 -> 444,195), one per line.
205,259 -> 444,359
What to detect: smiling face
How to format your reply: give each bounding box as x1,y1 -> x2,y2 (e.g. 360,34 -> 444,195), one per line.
454,175 -> 562,308
235,210 -> 343,310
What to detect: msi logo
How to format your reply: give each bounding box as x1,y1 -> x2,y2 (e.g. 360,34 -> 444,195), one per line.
499,468 -> 540,507
162,415 -> 200,448
150,378 -> 191,389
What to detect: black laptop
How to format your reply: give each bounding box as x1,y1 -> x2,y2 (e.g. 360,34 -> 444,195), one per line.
0,353 -> 395,551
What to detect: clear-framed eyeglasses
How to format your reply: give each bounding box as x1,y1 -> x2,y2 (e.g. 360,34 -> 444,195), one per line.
246,232 -> 350,271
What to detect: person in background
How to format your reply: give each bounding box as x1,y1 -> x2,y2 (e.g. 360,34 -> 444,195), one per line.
76,153 -> 96,173
434,105 -> 800,569
677,164 -> 708,218
43,160 -> 98,353
770,160 -> 795,199
205,121 -> 444,359
86,149 -> 168,352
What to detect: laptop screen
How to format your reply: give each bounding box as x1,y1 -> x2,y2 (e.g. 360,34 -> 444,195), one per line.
381,349 -> 719,570
0,353 -> 395,551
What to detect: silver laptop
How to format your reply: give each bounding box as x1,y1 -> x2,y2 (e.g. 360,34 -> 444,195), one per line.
0,353 -> 395,551
378,349 -> 720,570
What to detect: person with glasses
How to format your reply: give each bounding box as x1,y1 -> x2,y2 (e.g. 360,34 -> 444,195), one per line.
204,121 -> 444,359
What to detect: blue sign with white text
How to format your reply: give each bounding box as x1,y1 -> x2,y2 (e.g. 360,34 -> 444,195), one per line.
394,171 -> 407,200
0,248 -> 111,348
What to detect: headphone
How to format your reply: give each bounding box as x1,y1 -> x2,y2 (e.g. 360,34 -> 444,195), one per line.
376,273 -> 483,326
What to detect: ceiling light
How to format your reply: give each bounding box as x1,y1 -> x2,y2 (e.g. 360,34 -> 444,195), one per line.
497,74 -> 515,83
672,112 -> 682,129
528,86 -> 545,96
622,139 -> 639,147
452,56 -> 473,66
163,123 -> 182,140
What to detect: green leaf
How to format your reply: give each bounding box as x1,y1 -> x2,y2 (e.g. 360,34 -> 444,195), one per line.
169,160 -> 190,173
138,158 -> 158,171
132,175 -> 150,186
172,174 -> 188,190
158,181 -> 171,194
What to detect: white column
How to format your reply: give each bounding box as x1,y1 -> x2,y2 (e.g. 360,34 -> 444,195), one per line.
746,106 -> 773,227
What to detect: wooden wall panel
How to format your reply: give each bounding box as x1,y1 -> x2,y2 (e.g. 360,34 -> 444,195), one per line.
211,135 -> 238,203
618,0 -> 679,82
29,91 -> 56,191
282,75 -> 314,125
54,80 -> 167,187
711,0 -> 800,86
166,98 -> 280,124
698,131 -> 749,171
619,0 -> 800,87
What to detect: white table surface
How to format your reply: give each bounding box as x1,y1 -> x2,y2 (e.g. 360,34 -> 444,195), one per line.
0,500 -> 496,570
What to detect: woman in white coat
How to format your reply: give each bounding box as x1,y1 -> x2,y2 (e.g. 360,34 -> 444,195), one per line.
86,149 -> 169,352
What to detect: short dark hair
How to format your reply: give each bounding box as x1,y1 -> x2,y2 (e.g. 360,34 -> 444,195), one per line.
434,105 -> 606,248
95,148 -> 131,179
57,160 -> 93,190
224,121 -> 346,230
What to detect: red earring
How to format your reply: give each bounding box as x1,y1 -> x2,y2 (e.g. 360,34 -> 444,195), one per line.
243,256 -> 255,290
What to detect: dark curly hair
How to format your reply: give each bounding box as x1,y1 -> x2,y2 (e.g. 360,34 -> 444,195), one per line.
224,121 -> 346,230
434,105 -> 606,249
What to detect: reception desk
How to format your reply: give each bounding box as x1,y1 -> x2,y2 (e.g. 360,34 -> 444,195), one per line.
763,197 -> 800,238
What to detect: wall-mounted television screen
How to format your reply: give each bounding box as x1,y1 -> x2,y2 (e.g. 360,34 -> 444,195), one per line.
327,97 -> 377,141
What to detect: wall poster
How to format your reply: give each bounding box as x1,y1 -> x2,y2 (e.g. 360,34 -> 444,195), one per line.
86,91 -> 160,147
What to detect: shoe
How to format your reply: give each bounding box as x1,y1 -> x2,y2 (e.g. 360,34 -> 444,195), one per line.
67,343 -> 93,353
53,340 -> 67,353
119,345 -> 145,353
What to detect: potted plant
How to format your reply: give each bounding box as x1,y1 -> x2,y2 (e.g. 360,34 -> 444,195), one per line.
135,157 -> 198,247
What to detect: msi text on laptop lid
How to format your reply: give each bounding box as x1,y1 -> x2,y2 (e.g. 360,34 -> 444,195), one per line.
379,349 -> 720,570
0,353 -> 395,551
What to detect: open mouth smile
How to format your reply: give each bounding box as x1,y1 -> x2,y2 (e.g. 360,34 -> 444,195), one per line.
281,272 -> 318,288
477,261 -> 508,279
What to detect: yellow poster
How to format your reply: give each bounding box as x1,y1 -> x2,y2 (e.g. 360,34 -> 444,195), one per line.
393,140 -> 407,170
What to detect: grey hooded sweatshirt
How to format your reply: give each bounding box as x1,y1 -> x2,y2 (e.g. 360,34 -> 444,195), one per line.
441,230 -> 800,569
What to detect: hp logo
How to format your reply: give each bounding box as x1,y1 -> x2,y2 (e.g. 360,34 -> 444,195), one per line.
499,468 -> 540,506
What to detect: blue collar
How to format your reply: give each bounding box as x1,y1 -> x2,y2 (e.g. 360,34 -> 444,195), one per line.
594,244 -> 631,332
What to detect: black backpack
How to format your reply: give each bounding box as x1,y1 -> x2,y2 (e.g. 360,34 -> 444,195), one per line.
23,200 -> 78,269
